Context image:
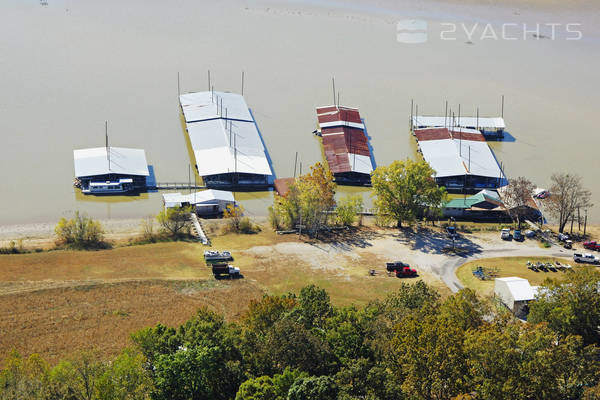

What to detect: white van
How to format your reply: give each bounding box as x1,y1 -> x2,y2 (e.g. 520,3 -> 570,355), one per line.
573,253 -> 600,264
501,228 -> 512,240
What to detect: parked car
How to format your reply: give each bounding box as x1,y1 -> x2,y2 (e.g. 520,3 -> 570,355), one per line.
564,240 -> 573,249
573,253 -> 600,264
534,189 -> 550,199
446,226 -> 457,238
558,233 -> 570,242
501,228 -> 512,240
525,230 -> 536,238
513,230 -> 524,241
583,241 -> 600,251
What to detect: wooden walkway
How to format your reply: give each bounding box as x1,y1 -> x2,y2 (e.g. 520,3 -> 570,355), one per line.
190,213 -> 210,245
150,182 -> 207,190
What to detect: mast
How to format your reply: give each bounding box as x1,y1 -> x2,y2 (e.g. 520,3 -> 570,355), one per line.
105,121 -> 110,172
241,71 -> 245,95
332,77 -> 336,106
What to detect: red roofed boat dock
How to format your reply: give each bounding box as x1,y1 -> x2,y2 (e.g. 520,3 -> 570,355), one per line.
315,105 -> 374,185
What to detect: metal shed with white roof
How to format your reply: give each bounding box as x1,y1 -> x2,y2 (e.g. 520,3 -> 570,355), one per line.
162,189 -> 235,216
73,147 -> 149,194
494,277 -> 538,317
179,91 -> 273,188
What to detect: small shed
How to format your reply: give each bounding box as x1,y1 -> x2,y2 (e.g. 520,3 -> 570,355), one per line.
494,277 -> 537,318
162,189 -> 235,216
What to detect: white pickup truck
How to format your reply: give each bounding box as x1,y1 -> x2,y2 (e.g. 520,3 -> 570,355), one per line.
573,253 -> 600,264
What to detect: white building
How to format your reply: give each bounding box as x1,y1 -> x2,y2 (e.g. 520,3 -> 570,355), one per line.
494,277 -> 539,318
162,189 -> 235,216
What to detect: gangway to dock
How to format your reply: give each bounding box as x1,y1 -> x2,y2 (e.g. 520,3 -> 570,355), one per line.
150,182 -> 207,191
190,212 -> 210,245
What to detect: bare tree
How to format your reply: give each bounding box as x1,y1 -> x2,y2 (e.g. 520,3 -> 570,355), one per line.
502,177 -> 536,228
547,173 -> 592,233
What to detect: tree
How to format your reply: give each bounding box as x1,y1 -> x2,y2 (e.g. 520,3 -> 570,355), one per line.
287,376 -> 338,400
236,376 -> 277,400
371,159 -> 447,228
0,352 -> 48,400
335,195 -> 363,226
156,206 -> 192,238
547,173 -> 592,233
502,176 -> 536,228
296,284 -> 332,330
528,267 -> 600,345
271,163 -> 336,235
55,211 -> 106,249
96,349 -> 152,400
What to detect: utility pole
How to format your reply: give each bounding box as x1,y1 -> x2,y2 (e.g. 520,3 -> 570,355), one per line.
584,209 -> 588,237
241,71 -> 245,95
293,151 -> 298,178
501,95 -> 505,118
208,70 -> 211,91
410,99 -> 414,131
444,100 -> 448,129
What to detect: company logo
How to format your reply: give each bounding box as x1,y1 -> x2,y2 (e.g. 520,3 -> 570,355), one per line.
397,20 -> 428,43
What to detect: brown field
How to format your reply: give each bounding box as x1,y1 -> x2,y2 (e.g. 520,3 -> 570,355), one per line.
0,227 -> 449,364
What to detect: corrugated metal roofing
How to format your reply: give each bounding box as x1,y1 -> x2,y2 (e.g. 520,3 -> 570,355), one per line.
316,105 -> 374,176
180,91 -> 253,123
317,105 -> 365,129
412,115 -> 505,130
415,128 -> 503,179
73,147 -> 149,178
163,189 -> 235,207
180,91 -> 273,178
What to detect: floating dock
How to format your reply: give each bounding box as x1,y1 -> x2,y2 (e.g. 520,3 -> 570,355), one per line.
73,147 -> 149,194
413,127 -> 505,192
315,105 -> 374,185
411,115 -> 505,139
179,91 -> 273,189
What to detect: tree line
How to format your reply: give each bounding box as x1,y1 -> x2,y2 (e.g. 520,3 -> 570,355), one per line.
2,268 -> 599,400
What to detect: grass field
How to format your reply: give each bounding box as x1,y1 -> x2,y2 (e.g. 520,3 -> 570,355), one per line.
0,227 -> 449,364
456,256 -> 580,297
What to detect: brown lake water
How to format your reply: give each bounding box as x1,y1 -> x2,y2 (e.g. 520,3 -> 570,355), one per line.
1,0 -> 598,225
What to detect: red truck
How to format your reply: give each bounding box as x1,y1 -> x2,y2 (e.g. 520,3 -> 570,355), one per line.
583,241 -> 600,251
386,261 -> 418,278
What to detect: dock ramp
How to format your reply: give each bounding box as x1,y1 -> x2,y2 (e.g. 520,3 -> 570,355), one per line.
190,213 -> 210,245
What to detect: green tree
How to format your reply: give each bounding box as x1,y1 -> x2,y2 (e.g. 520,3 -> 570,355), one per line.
96,349 -> 152,400
529,267 -> 600,345
235,376 -> 277,400
55,211 -> 106,249
371,159 -> 447,228
296,285 -> 332,330
335,195 -> 363,226
0,352 -> 48,400
156,206 -> 192,238
287,376 -> 338,400
271,163 -> 336,235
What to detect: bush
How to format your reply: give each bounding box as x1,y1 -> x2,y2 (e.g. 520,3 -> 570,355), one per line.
54,212 -> 108,250
335,195 -> 363,227
156,206 -> 193,239
224,205 -> 260,234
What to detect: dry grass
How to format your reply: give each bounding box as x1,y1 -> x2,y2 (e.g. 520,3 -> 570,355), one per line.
456,256 -> 582,297
0,227 -> 450,363
0,280 -> 262,365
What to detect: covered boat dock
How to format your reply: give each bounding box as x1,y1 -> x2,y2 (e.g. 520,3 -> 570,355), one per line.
414,127 -> 505,192
411,115 -> 505,138
316,105 -> 374,185
179,91 -> 273,189
73,147 -> 149,194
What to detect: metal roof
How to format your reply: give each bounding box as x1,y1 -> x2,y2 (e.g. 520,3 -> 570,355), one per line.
495,277 -> 536,301
163,189 -> 235,207
316,105 -> 374,175
73,147 -> 149,178
415,128 -> 503,179
317,105 -> 365,129
180,91 -> 253,123
412,115 -> 505,130
180,92 -> 273,178
444,190 -> 504,209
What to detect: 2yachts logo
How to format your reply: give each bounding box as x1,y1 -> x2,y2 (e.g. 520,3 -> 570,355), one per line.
397,20 -> 583,43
